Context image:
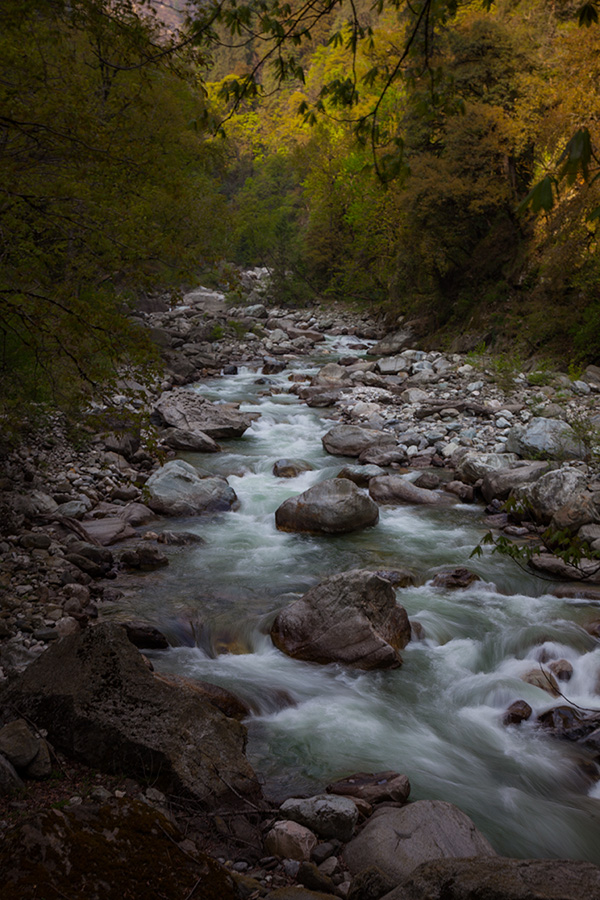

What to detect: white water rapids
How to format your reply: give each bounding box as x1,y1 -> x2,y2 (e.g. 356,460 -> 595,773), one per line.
110,336 -> 600,862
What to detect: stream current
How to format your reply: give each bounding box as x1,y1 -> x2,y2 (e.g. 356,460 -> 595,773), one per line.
111,335 -> 600,862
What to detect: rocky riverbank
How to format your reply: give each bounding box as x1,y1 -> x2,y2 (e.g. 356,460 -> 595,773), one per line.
2,273 -> 600,897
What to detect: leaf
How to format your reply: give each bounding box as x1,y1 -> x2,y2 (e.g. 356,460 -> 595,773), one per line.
558,127 -> 593,184
578,1 -> 599,26
517,175 -> 556,214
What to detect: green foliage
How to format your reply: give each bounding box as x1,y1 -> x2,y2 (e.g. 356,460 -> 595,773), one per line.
471,528 -> 600,579
0,0 -> 229,435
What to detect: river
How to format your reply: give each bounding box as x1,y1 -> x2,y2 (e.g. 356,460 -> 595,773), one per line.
109,334 -> 600,863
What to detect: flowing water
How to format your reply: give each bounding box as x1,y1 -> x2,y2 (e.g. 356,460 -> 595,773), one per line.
110,336 -> 600,862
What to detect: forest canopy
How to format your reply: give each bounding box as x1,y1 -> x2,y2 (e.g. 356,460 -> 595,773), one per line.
1,0 -> 600,436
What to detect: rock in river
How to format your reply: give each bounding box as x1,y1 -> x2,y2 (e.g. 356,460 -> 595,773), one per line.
322,424 -> 396,458
275,479 -> 379,534
270,569 -> 410,669
145,459 -> 237,516
1,623 -> 261,807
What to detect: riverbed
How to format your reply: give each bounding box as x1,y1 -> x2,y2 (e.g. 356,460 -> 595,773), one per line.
108,335 -> 600,863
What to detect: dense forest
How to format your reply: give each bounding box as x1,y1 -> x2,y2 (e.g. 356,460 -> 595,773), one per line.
2,0 -> 600,428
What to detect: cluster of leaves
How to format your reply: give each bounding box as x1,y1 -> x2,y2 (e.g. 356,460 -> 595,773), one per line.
472,527 -> 600,581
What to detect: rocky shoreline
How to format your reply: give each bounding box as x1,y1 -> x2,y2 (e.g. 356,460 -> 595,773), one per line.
2,274 -> 600,897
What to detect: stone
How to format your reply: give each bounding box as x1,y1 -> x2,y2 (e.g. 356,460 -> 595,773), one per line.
271,569 -> 410,670
502,700 -> 533,726
358,446 -> 407,466
161,427 -> 220,452
343,801 -> 495,882
444,481 -> 475,502
480,461 -> 551,503
551,492 -> 600,532
453,451 -> 519,485
273,459 -> 315,478
327,772 -> 410,806
377,355 -> 409,375
0,753 -> 23,796
268,889 -> 334,900
368,476 -> 450,506
297,861 -> 336,894
153,388 -> 256,439
145,459 -> 237,516
371,331 -> 414,356
275,480 -> 379,535
322,425 -> 396,458
1,623 -> 260,806
521,668 -> 560,696
514,467 -> 588,524
123,622 -> 169,649
386,857 -> 600,900
336,465 -> 386,487
11,490 -> 59,517
548,659 -> 573,681
0,795 -> 242,900
264,820 -> 318,861
25,739 -> 52,779
120,545 -> 169,570
313,363 -> 351,386
0,719 -> 41,768
79,517 -> 137,545
280,794 -> 359,842
431,568 -> 481,589
528,554 -> 600,582
506,417 -> 585,460
347,866 -> 396,900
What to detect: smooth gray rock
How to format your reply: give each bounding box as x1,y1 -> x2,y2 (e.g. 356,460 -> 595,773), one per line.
312,363 -> 351,386
145,459 -> 237,516
1,623 -> 260,806
383,857 -> 600,900
11,490 -> 58,517
161,427 -> 220,452
275,479 -> 379,535
336,465 -> 386,487
506,417 -> 585,460
271,569 -> 410,670
280,794 -> 359,842
322,425 -> 396,458
343,801 -> 495,882
369,476 -> 451,506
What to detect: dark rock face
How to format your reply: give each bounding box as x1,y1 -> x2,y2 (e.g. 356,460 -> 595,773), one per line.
385,857 -> 600,900
270,569 -> 410,670
275,480 -> 379,535
1,623 -> 261,807
431,568 -> 481,589
0,797 -> 244,900
502,700 -> 533,727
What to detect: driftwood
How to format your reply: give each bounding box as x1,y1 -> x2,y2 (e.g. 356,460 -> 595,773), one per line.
414,400 -> 495,420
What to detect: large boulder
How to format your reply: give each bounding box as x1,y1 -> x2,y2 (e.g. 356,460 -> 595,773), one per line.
452,451 -> 519,485
270,569 -> 410,669
153,388 -> 256,439
1,623 -> 260,807
480,461 -> 551,503
275,479 -> 379,535
385,857 -> 600,900
506,417 -> 585,460
342,801 -> 495,882
369,476 -> 451,506
513,467 -> 587,524
145,459 -> 237,516
280,794 -> 359,842
322,425 -> 396,458
312,363 -> 351,386
371,330 -> 414,356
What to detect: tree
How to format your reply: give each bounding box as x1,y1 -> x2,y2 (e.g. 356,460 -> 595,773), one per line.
0,0 -> 228,436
